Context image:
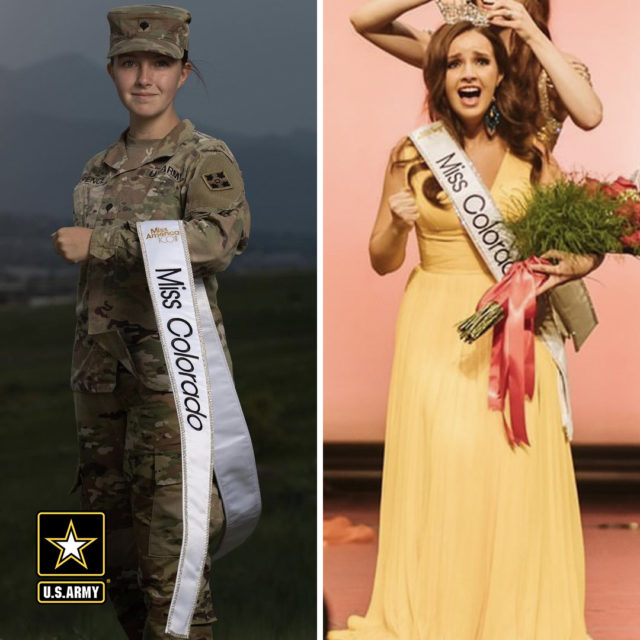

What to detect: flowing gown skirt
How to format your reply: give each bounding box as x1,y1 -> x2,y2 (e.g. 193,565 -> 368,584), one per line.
329,262 -> 588,640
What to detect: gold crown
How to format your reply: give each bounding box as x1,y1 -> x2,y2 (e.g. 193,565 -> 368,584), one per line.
435,0 -> 490,27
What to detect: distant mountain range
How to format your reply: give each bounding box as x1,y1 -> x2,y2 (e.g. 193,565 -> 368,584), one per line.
0,55 -> 316,263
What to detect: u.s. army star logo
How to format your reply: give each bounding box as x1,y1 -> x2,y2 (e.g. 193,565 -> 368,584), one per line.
45,520 -> 97,570
202,171 -> 233,191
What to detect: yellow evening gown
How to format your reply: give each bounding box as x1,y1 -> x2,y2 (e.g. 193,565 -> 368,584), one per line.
329,150 -> 589,640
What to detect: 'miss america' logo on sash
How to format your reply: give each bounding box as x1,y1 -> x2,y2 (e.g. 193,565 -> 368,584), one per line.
146,226 -> 180,243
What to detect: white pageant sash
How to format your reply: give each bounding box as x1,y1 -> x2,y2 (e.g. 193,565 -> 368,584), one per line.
410,121 -> 516,279
138,220 -> 261,638
409,122 -> 574,438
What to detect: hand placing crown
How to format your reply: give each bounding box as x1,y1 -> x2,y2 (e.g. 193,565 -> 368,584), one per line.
435,0 -> 489,27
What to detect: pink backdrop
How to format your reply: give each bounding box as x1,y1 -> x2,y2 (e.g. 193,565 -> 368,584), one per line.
324,1 -> 640,443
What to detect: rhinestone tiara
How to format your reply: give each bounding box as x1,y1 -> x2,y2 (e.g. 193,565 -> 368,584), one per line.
435,0 -> 490,27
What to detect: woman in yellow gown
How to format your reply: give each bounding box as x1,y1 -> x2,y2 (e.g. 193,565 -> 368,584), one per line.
328,21 -> 599,640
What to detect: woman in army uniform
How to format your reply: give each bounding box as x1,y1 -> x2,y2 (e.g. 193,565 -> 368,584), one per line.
51,5 -> 249,639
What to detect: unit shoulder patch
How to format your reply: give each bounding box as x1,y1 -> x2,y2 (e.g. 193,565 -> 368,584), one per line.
187,152 -> 244,213
202,170 -> 233,191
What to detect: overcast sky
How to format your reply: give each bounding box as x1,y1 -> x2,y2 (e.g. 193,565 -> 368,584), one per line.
0,0 -> 316,136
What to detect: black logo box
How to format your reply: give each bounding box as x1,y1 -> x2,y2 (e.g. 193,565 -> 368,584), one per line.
37,512 -> 105,577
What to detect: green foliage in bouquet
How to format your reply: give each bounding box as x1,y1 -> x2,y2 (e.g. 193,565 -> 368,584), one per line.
457,176 -> 640,344
504,179 -> 631,259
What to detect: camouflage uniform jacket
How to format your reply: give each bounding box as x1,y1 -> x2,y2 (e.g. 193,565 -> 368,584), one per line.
72,119 -> 249,392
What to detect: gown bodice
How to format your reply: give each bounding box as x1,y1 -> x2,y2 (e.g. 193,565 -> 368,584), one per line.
405,148 -> 533,277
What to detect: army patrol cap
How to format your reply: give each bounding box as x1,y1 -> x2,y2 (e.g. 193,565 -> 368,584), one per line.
107,5 -> 191,60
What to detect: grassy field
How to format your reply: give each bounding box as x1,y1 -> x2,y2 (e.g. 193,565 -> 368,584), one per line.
0,270 -> 316,640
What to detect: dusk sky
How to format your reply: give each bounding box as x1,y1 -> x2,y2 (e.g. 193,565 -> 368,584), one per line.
0,0 -> 316,136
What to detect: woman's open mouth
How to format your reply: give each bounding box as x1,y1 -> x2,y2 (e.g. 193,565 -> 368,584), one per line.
458,87 -> 482,107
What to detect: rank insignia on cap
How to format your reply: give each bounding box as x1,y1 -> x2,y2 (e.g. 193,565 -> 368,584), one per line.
202,171 -> 233,191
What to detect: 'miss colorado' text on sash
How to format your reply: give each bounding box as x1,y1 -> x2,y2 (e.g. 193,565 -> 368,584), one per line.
410,120 -> 517,279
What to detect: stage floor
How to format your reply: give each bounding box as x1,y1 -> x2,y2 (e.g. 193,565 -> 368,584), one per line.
324,489 -> 640,640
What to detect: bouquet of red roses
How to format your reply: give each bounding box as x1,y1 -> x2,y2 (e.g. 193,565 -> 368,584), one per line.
457,176 -> 640,343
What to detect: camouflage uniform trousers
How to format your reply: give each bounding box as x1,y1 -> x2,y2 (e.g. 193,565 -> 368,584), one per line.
74,367 -> 225,639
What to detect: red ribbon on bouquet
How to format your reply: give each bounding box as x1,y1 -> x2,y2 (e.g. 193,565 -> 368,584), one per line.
477,257 -> 550,446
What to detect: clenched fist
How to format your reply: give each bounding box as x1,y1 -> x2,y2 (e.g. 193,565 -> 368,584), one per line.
388,189 -> 419,232
52,227 -> 93,264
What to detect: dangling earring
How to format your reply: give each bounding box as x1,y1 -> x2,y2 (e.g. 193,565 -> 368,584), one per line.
485,98 -> 501,138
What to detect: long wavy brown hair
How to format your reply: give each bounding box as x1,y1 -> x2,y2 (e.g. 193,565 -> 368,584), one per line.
507,0 -> 551,135
469,0 -> 552,135
400,21 -> 543,207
